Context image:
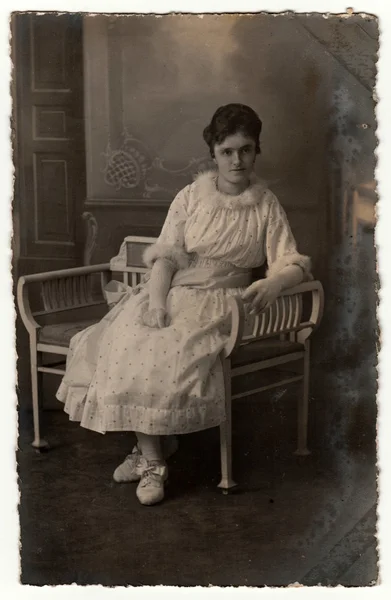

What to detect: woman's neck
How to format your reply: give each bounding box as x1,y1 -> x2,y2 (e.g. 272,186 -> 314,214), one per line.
216,174 -> 251,196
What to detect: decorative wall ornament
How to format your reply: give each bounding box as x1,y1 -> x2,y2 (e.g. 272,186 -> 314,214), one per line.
102,132 -> 151,190
102,130 -> 214,198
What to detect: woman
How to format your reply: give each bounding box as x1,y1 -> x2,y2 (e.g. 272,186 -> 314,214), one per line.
57,104 -> 311,506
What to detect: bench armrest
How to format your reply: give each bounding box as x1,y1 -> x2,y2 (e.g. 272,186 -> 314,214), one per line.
18,263 -> 111,284
17,263 -> 111,335
224,280 -> 324,358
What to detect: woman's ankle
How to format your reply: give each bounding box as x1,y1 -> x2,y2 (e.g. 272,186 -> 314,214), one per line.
135,432 -> 164,463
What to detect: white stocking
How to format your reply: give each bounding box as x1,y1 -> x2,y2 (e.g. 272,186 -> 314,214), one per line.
135,432 -> 164,463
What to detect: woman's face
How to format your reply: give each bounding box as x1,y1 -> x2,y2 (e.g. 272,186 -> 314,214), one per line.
213,132 -> 257,186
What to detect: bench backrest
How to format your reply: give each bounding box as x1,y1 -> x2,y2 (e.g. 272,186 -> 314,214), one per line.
18,235 -> 323,346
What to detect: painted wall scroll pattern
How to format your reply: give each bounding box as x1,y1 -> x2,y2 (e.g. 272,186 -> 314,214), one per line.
102,130 -> 214,198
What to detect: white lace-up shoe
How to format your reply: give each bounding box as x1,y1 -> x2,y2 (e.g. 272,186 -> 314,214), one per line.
136,462 -> 168,506
113,436 -> 178,483
113,446 -> 147,483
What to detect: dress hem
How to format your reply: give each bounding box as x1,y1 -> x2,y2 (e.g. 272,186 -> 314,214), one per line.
56,381 -> 226,436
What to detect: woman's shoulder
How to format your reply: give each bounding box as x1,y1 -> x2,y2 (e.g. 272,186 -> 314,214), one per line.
264,190 -> 291,222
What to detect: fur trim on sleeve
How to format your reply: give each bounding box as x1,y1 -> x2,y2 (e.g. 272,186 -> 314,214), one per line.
143,243 -> 190,270
266,252 -> 313,281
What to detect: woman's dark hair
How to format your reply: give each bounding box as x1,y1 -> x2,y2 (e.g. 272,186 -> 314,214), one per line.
203,104 -> 262,157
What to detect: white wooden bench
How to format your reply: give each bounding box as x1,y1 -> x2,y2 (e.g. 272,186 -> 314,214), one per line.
17,236 -> 324,492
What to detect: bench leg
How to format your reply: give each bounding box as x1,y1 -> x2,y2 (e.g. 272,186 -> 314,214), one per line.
30,341 -> 49,451
218,360 -> 237,493
294,342 -> 311,456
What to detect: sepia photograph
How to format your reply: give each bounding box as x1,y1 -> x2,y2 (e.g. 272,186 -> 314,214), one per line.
11,10 -> 379,587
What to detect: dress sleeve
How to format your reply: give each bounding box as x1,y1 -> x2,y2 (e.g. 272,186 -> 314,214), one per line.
265,194 -> 312,281
143,186 -> 190,270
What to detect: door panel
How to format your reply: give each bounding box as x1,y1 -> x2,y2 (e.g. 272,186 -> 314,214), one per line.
13,13 -> 85,274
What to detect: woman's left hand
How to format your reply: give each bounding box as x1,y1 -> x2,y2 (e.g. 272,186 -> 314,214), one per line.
143,307 -> 171,329
241,278 -> 282,314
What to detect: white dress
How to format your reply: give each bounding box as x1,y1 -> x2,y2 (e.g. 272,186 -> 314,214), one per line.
56,171 -> 311,435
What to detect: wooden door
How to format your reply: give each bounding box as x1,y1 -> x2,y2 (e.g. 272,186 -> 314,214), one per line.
12,14 -> 86,409
12,13 -> 86,279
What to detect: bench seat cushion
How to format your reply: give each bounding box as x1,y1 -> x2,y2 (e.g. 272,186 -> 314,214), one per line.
38,319 -> 99,347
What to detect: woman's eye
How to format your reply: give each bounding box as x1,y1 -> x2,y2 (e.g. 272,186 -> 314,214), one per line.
223,150 -> 232,156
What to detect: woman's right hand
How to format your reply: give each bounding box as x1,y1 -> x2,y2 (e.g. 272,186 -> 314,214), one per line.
142,307 -> 170,329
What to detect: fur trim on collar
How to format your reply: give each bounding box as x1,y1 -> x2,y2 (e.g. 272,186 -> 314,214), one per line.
193,170 -> 270,210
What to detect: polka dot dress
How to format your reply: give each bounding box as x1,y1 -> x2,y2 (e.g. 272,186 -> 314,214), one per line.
56,171 -> 311,435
